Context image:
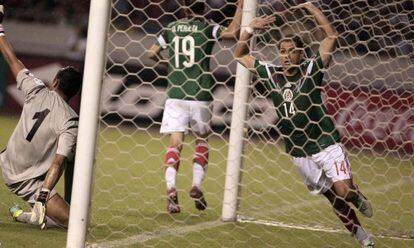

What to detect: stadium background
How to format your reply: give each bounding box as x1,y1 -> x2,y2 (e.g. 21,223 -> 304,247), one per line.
0,0 -> 413,247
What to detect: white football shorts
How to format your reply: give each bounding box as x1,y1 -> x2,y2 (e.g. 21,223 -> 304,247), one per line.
160,98 -> 212,135
293,143 -> 352,195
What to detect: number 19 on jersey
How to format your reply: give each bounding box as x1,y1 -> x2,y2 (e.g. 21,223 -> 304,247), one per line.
172,36 -> 195,68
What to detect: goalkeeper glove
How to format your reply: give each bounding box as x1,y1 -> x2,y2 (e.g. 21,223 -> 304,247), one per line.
30,188 -> 49,225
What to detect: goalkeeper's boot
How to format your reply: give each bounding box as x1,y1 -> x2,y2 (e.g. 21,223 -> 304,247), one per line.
360,237 -> 375,248
353,187 -> 373,218
167,188 -> 180,214
189,186 -> 207,211
9,204 -> 23,221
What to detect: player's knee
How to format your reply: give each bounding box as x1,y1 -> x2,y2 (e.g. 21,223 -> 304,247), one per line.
169,142 -> 183,151
333,181 -> 352,198
169,134 -> 184,150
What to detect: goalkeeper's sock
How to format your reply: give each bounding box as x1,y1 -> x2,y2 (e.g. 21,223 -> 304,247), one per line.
165,166 -> 177,190
15,212 -> 44,226
15,212 -> 32,224
192,163 -> 206,188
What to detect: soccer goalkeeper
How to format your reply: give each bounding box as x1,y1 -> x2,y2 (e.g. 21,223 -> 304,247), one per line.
147,0 -> 243,213
0,4 -> 82,229
234,2 -> 374,247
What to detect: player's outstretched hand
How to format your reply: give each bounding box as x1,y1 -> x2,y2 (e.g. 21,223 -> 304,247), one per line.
249,15 -> 276,30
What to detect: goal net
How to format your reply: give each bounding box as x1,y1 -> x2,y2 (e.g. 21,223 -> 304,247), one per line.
84,0 -> 414,247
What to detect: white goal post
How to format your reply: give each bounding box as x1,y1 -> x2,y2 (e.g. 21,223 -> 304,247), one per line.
222,0 -> 257,222
66,0 -> 111,247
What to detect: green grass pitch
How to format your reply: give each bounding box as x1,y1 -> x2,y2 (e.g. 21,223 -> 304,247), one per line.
0,115 -> 413,247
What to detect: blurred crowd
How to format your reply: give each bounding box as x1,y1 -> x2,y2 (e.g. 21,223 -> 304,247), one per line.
6,0 -> 90,25
5,0 -> 413,56
263,0 -> 413,55
112,0 -> 238,33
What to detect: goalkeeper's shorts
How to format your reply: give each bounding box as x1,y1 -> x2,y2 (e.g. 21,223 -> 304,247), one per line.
293,143 -> 352,195
6,173 -> 57,204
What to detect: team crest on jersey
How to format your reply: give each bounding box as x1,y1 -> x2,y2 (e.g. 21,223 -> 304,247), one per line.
282,89 -> 293,102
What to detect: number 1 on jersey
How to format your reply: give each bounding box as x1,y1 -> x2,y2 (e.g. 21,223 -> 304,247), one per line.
26,109 -> 50,142
173,36 -> 195,68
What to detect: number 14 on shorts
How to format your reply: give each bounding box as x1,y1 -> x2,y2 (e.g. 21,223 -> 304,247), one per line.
334,161 -> 349,176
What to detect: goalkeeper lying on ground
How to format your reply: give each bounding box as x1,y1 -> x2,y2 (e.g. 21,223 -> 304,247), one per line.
0,3 -> 82,229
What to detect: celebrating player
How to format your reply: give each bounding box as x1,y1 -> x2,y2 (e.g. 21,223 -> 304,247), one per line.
234,2 -> 374,247
147,0 -> 243,213
0,4 -> 82,229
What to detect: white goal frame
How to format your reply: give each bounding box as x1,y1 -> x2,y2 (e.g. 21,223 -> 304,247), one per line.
66,0 -> 111,247
222,0 -> 257,222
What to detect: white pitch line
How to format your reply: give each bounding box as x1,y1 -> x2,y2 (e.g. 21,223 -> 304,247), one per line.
246,177 -> 413,218
87,220 -> 227,248
237,217 -> 414,241
238,216 -> 347,234
88,178 -> 413,247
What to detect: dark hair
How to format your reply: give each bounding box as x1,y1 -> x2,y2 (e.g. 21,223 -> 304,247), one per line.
56,66 -> 82,99
183,0 -> 205,16
278,35 -> 304,50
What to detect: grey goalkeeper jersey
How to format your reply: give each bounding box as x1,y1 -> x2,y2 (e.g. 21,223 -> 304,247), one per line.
0,69 -> 78,184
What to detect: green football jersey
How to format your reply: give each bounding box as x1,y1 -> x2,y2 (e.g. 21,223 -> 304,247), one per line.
254,53 -> 341,157
157,17 -> 224,101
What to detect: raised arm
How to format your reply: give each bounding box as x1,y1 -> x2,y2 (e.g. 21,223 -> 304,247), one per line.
0,6 -> 25,78
294,2 -> 338,67
220,0 -> 243,39
234,16 -> 275,72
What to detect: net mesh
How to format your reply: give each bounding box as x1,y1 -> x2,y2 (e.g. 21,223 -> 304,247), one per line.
88,0 -> 414,247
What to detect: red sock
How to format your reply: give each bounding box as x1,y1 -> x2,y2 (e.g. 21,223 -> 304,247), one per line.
334,203 -> 361,235
193,142 -> 209,167
164,147 -> 181,171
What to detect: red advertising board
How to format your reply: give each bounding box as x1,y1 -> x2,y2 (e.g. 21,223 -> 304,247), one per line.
325,85 -> 414,155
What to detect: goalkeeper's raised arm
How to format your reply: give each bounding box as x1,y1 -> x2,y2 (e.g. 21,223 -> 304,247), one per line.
0,7 -> 25,78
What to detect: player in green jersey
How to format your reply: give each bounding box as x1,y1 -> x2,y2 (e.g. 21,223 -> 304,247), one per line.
234,2 -> 374,247
147,0 -> 243,213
